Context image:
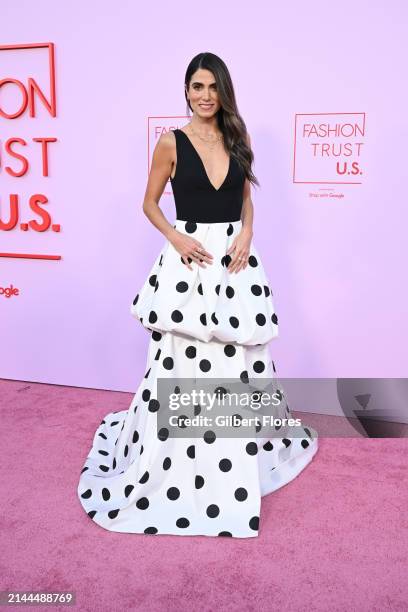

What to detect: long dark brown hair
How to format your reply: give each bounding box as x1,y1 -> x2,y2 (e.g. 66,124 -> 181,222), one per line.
184,52 -> 259,188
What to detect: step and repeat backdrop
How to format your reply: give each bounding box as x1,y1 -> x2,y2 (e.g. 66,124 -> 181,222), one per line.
0,2 -> 406,421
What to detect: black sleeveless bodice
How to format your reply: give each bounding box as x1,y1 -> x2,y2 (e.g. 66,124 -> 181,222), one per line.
170,128 -> 246,223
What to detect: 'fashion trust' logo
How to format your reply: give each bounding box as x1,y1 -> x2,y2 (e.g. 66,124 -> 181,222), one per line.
293,112 -> 366,185
0,41 -> 61,261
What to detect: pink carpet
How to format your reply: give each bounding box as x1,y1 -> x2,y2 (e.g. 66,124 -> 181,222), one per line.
1,379 -> 407,611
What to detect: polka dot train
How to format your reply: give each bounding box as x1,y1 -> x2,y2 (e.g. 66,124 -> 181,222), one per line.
77,220 -> 319,538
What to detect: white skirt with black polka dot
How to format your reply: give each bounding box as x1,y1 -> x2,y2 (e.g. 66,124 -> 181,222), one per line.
77,220 -> 318,538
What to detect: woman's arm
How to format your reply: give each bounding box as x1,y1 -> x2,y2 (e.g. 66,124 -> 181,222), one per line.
241,179 -> 254,236
141,131 -> 213,271
227,133 -> 254,274
142,132 -> 177,241
240,132 -> 254,235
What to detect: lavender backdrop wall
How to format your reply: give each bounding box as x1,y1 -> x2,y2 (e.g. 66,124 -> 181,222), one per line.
1,1 -> 406,414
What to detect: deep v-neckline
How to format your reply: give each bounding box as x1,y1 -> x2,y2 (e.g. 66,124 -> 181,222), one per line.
178,128 -> 231,192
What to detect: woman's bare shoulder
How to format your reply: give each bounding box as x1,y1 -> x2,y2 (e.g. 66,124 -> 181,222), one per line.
152,130 -> 176,163
157,129 -> 176,148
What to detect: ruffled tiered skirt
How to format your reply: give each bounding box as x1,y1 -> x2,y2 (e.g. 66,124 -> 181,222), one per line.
77,219 -> 318,537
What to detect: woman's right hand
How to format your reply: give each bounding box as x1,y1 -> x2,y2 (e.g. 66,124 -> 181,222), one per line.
169,229 -> 213,271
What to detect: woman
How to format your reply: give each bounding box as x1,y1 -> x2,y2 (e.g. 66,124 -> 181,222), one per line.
77,52 -> 318,538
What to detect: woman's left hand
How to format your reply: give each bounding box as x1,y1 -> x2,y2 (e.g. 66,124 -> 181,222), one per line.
226,227 -> 253,273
